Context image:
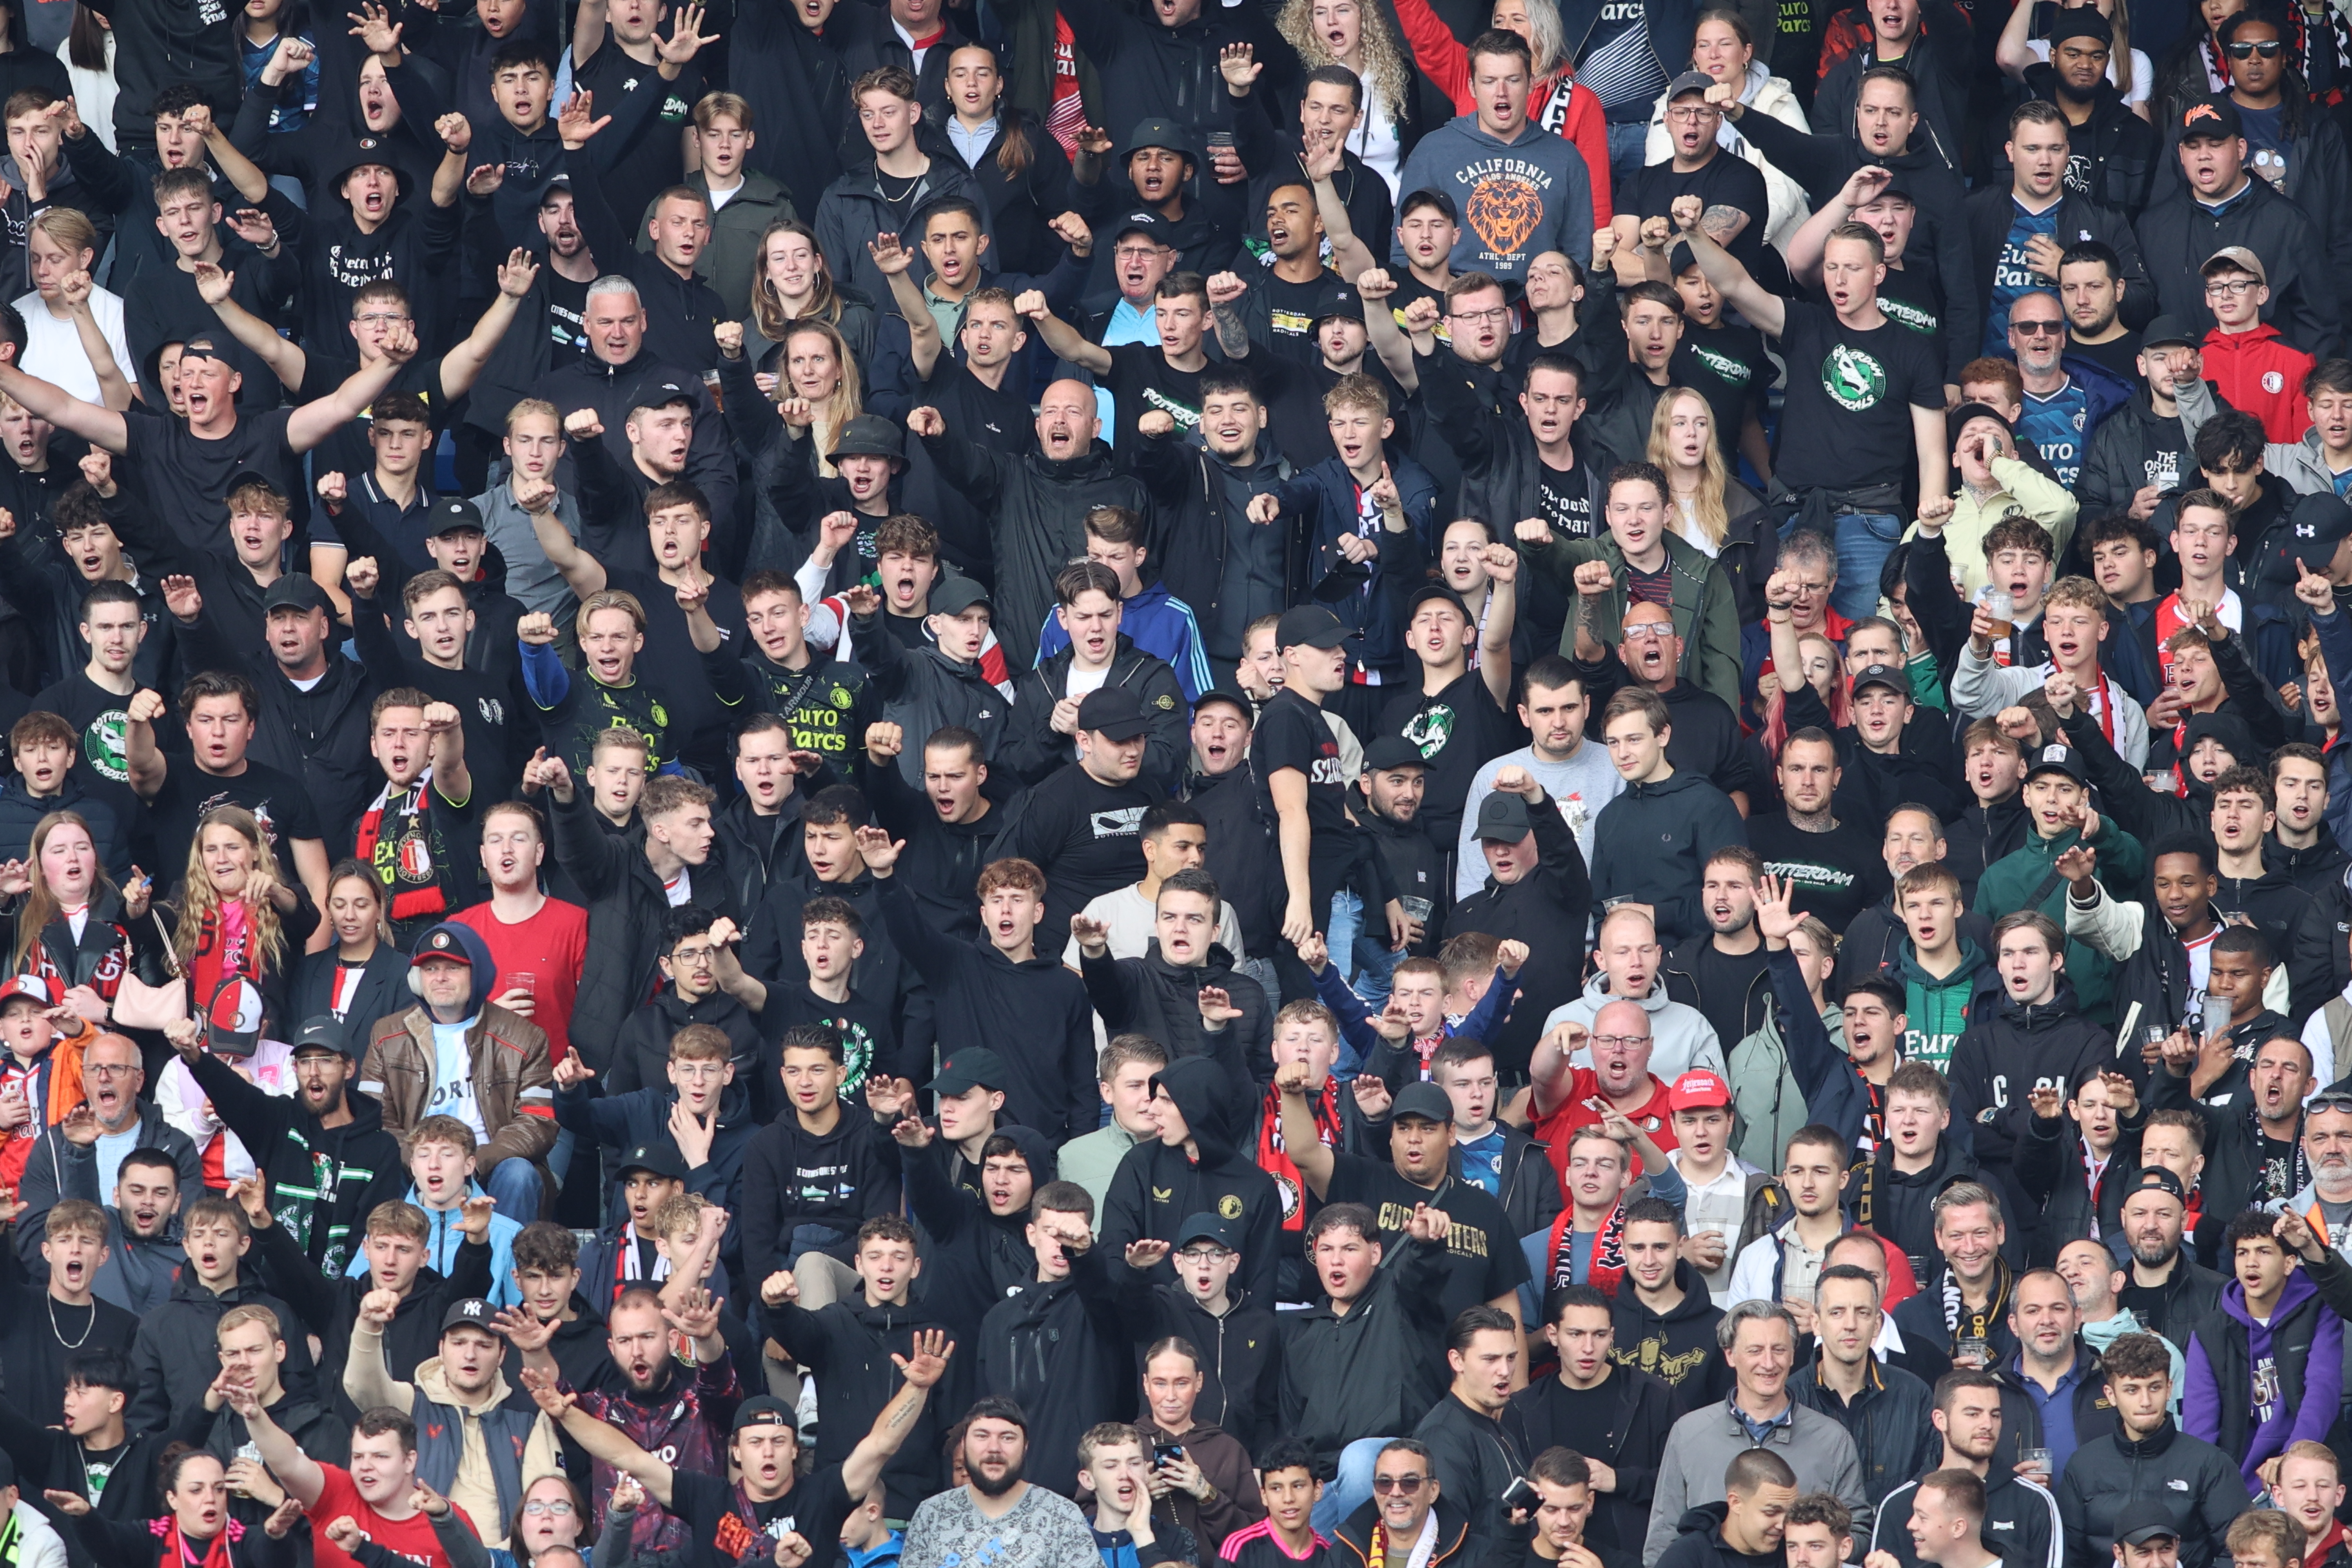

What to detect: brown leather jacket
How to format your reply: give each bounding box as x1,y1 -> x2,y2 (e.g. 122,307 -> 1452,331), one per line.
361,1003 -> 557,1170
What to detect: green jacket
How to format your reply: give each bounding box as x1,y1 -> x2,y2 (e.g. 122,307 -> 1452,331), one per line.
1526,530 -> 1742,709
1728,1004 -> 1836,1174
1975,820 -> 2146,1023
1897,938 -> 1992,1071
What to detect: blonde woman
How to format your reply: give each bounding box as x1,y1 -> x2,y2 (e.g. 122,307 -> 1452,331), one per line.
1647,386 -> 1772,618
13,207 -> 137,407
166,806 -> 315,1032
0,809 -> 162,1025
1276,0 -> 1425,194
1642,11 -> 1811,245
744,220 -> 877,368
771,319 -> 865,481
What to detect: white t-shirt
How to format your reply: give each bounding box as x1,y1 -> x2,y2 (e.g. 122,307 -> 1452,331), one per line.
13,288 -> 139,405
427,1018 -> 489,1141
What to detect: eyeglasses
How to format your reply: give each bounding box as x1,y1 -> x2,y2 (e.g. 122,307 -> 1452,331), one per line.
1448,306 -> 1510,325
1666,106 -> 1716,122
1622,622 -> 1674,640
2010,319 -> 2065,336
1175,1245 -> 1234,1261
522,1502 -> 577,1517
85,1062 -> 138,1078
1372,1475 -> 1428,1494
2308,1093 -> 2352,1115
1590,1035 -> 1651,1051
2227,38 -> 2283,56
2205,279 -> 2260,298
670,946 -> 717,966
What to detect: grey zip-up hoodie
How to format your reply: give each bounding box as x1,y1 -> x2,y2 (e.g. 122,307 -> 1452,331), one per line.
1394,112 -> 1595,282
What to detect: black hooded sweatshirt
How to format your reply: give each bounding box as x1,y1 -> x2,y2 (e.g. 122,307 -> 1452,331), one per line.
1099,1057 -> 1286,1308
1654,1503 -> 1786,1568
1610,1259 -> 1732,1413
185,1052 -> 405,1280
1081,941 -> 1273,1102
765,1292 -> 954,1518
976,1233 -> 1129,1499
902,1127 -> 1051,1345
739,1100 -> 906,1284
877,873 -> 1095,1143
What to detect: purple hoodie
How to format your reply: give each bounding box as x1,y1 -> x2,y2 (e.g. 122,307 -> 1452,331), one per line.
2183,1266 -> 2344,1485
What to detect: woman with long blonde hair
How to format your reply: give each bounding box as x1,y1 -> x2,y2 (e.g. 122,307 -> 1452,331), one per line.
168,806 -> 314,1027
1276,0 -> 1420,192
1,810 -> 162,1024
1645,387 -> 1772,619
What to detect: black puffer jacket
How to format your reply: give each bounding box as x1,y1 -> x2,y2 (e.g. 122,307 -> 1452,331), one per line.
976,1240 -> 1130,1497
2140,172 -> 2340,355
1414,1391 -> 1532,1564
1450,781 -> 1594,1078
126,1269 -> 322,1439
2056,1418 -> 2251,1568
1099,1056 -> 1285,1307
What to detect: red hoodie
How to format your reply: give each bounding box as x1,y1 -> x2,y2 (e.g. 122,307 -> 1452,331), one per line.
2203,321 -> 2317,443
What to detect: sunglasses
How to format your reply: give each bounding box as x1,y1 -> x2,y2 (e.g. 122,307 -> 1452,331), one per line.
2011,319 -> 2065,336
2227,39 -> 2284,56
2308,1093 -> 2352,1114
1373,1475 -> 1428,1494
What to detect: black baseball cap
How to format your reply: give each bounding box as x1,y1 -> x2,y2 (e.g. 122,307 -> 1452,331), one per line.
2141,314 -> 2200,348
1407,583 -> 1472,620
1666,69 -> 1717,101
1112,211 -> 1173,248
625,374 -> 697,416
292,1016 -> 352,1059
932,576 -> 993,617
733,1395 -> 800,1434
2024,742 -> 2086,785
1076,686 -> 1152,742
1392,1082 -> 1455,1123
1275,604 -> 1350,650
1361,734 -> 1426,773
2125,1166 -> 2187,1203
1193,684 -> 1252,722
616,1145 -> 688,1184
261,574 -> 332,617
2113,1501 -> 2182,1546
2181,95 -> 2244,142
1122,118 -> 1194,161
2047,9 -> 2113,45
1399,187 -> 1458,224
1174,1214 -> 1240,1250
1851,662 -> 1908,698
931,1047 -> 1008,1097
1473,790 -> 1534,843
425,497 -> 487,537
441,1297 -> 497,1336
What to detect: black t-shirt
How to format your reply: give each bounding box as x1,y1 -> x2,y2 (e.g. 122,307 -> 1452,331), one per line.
1746,811 -> 1889,931
1684,939 -> 1773,1052
1537,459 -> 1597,542
31,671 -> 138,799
671,1463 -> 855,1568
1321,1156 -> 1530,1324
570,42 -> 703,251
1873,267 -> 1947,350
147,758 -> 323,887
120,408 -> 301,552
1624,154 -> 1772,274
1772,299 -> 1945,494
2070,330 -> 2143,384
1251,689 -> 1354,903
1379,670 -> 1519,845
2259,1132 -> 2301,1203
1104,343 -> 1203,453
295,350 -> 450,494
927,358 -> 1034,456
1245,267 -> 1352,365
1673,319 -> 1771,463
547,271 -> 591,363
999,762 -> 1158,934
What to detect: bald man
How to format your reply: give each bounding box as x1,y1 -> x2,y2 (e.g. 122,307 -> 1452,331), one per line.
909,379 -> 1153,667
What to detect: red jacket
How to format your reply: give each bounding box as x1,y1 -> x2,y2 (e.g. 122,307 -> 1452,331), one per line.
1392,0 -> 1614,225
2203,322 -> 2317,443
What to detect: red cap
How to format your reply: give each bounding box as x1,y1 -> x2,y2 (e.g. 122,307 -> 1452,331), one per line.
1666,1069 -> 1733,1112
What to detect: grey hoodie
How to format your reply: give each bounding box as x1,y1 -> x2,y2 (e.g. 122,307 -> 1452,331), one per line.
1394,112 -> 1595,283
2177,375 -> 2347,497
1545,972 -> 1728,1082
